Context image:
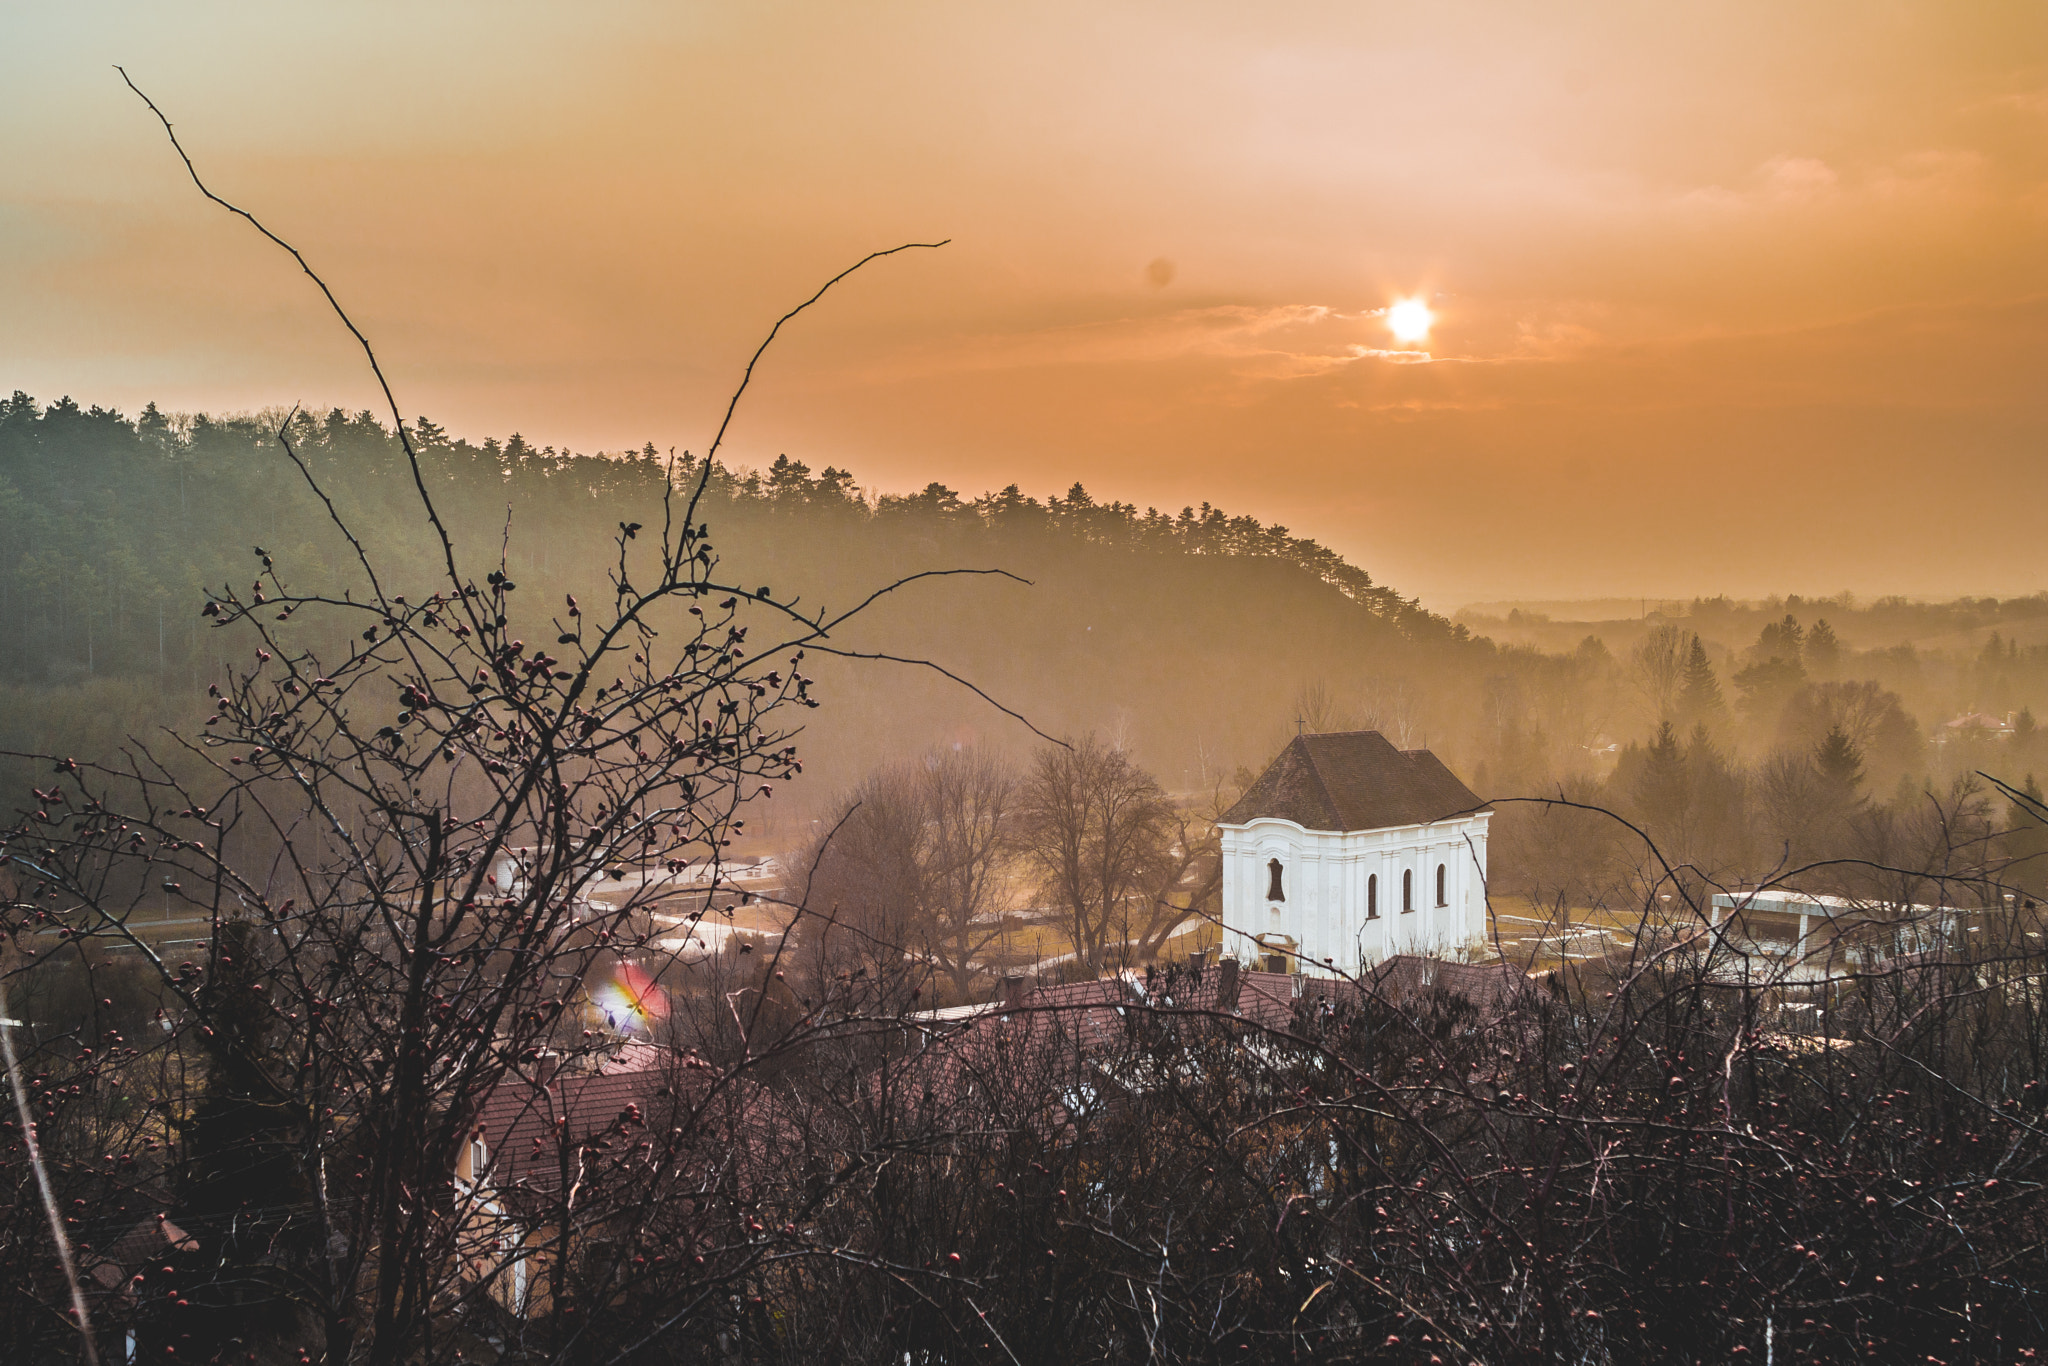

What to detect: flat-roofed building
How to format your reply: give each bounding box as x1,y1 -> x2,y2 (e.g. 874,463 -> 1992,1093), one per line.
1707,888 -> 1975,981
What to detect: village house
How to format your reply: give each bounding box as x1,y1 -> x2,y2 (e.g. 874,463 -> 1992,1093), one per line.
1217,731 -> 1490,975
454,1049 -> 779,1323
1934,710 -> 2020,745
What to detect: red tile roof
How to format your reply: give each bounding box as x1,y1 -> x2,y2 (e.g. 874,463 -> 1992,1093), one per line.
471,1058 -> 751,1204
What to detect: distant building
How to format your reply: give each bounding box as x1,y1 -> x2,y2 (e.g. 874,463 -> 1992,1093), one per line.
1707,888 -> 1975,982
1935,711 -> 2018,745
1217,731 -> 1489,976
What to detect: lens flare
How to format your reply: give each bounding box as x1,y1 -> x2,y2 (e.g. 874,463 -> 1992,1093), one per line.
592,962 -> 668,1035
1386,298 -> 1434,344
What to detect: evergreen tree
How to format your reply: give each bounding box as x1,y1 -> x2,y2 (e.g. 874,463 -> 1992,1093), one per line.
1681,723 -> 1747,866
410,413 -> 449,448
2014,707 -> 2040,767
1805,617 -> 1841,676
2003,774 -> 2048,900
162,919 -> 315,1359
1755,613 -> 1805,661
766,453 -> 815,509
1629,721 -> 1690,837
1814,724 -> 1865,801
138,399 -> 172,444
1675,635 -> 1726,731
1732,655 -> 1808,737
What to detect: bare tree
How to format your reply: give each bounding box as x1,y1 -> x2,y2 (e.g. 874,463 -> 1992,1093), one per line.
1776,677 -> 1925,778
921,746 -> 1020,998
1291,678 -> 1354,734
798,764 -> 933,1000
1629,621 -> 1687,726
1356,674 -> 1419,748
1017,734 -> 1172,975
801,746 -> 1017,1004
1129,796 -> 1223,963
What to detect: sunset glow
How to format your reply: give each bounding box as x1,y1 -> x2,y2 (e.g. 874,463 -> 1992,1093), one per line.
2,3 -> 2045,604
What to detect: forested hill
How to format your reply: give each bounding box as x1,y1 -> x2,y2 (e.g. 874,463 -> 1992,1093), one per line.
0,392 -> 1476,798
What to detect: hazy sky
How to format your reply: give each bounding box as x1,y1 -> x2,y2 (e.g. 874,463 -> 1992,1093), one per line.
4,2 -> 2045,606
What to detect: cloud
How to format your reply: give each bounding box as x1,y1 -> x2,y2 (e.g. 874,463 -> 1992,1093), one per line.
1345,347 -> 1434,364
1673,155 -> 1839,214
1866,148 -> 1988,202
1672,147 -> 2001,220
870,302 -> 1447,383
1991,87 -> 2048,118
1759,155 -> 1839,199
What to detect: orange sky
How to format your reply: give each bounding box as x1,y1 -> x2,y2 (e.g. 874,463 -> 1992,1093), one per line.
5,2 -> 2045,606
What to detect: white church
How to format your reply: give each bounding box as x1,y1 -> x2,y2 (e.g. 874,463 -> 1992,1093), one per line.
1217,730 -> 1490,976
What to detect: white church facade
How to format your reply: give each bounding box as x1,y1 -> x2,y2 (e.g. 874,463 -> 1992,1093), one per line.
1217,731 -> 1490,976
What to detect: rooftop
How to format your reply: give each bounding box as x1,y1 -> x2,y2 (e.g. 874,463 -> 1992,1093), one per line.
1220,730 -> 1486,832
1709,889 -> 1965,918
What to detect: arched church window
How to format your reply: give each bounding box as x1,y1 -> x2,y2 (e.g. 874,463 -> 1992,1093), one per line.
1402,869 -> 1414,912
1267,858 -> 1286,902
1366,874 -> 1378,919
1436,863 -> 1447,907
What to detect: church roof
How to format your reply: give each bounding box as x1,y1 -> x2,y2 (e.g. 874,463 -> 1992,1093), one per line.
1220,730 -> 1485,832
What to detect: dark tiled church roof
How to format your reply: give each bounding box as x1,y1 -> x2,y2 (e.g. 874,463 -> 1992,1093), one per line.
1220,731 -> 1486,832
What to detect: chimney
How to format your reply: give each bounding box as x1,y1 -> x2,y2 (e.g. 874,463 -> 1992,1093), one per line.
998,975 -> 1034,1012
531,1050 -> 562,1087
1214,958 -> 1241,1014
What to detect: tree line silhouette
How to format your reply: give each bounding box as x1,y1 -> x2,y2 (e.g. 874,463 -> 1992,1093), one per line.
0,391 -> 1450,692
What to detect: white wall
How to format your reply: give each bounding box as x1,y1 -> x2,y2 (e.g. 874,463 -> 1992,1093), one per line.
1217,813 -> 1489,974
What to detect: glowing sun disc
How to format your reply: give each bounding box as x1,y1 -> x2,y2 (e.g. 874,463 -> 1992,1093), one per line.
1386,298 -> 1433,344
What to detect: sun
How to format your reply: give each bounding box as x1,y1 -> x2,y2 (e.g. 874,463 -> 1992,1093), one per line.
1386,298 -> 1434,345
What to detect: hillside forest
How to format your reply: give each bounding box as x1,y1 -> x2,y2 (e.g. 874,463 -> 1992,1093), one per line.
5,389 -> 2048,906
